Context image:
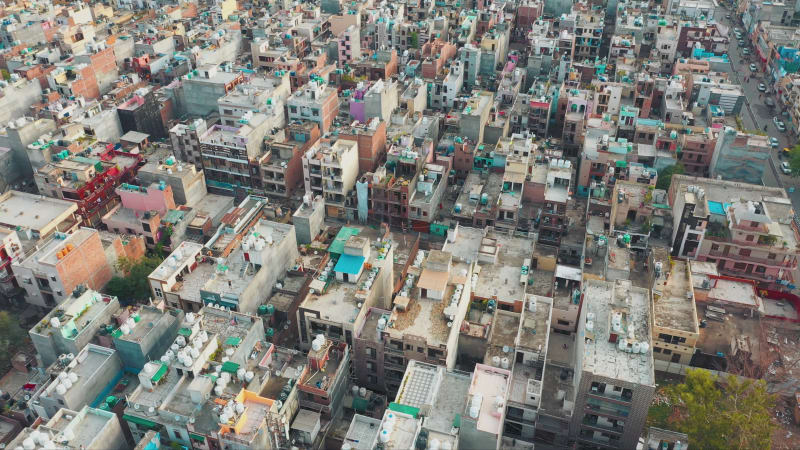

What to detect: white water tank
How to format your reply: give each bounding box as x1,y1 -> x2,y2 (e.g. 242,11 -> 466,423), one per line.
22,438 -> 34,450
186,312 -> 195,324
379,429 -> 390,443
50,318 -> 61,328
120,325 -> 130,335
640,342 -> 650,354
492,356 -> 501,367
176,336 -> 186,347
68,372 -> 78,383
225,348 -> 235,357
359,387 -> 367,397
56,384 -> 67,395
311,340 -> 322,351
235,403 -> 245,414
352,385 -> 359,396
632,342 -> 642,354
237,368 -> 246,380
58,372 -> 68,381
469,405 -> 480,418
245,371 -> 254,382
62,379 -> 72,389
501,357 -> 510,369
586,321 -> 594,332
430,439 -> 441,450
190,348 -> 200,359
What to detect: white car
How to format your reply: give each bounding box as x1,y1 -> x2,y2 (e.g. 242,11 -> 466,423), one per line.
781,162 -> 792,175
758,83 -> 766,92
774,117 -> 786,132
769,137 -> 779,148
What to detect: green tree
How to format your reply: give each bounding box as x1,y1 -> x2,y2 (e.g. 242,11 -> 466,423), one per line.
104,256 -> 163,305
656,163 -> 685,190
0,311 -> 27,369
787,144 -> 800,177
666,369 -> 776,450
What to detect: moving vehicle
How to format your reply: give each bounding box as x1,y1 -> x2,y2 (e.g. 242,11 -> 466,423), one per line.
774,116 -> 786,132
749,64 -> 757,72
769,137 -> 779,148
781,162 -> 792,174
758,83 -> 766,92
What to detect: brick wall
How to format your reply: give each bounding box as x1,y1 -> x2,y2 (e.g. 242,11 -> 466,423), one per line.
56,231 -> 112,293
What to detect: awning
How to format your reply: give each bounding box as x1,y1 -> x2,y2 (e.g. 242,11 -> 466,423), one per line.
555,265 -> 582,281
224,337 -> 242,347
178,328 -> 192,337
334,254 -> 365,275
388,402 -> 420,418
417,269 -> 448,292
189,433 -> 205,442
221,361 -> 240,373
151,363 -> 168,383
123,414 -> 159,430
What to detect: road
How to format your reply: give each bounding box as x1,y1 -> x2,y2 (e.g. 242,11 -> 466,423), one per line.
714,6 -> 800,209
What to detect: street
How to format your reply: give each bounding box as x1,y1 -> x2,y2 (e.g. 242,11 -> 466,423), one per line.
714,6 -> 800,209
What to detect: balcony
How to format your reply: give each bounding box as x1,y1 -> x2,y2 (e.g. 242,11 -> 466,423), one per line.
582,417 -> 624,434
706,250 -> 797,268
585,400 -> 630,420
587,389 -> 633,406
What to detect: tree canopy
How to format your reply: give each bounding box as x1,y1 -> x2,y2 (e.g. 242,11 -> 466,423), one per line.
666,368 -> 776,450
0,311 -> 27,370
104,256 -> 163,305
656,162 -> 685,190
787,144 -> 800,177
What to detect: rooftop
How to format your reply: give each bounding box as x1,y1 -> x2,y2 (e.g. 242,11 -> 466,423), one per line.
32,289 -> 117,339
0,190 -> 77,231
581,280 -> 655,386
343,414 -> 382,450
459,232 -> 533,303
653,259 -> 699,334
386,261 -> 471,347
19,227 -> 98,267
150,241 -> 205,282
467,364 -> 510,436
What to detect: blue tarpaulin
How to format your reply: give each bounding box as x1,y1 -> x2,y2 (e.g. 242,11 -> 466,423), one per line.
334,254 -> 365,275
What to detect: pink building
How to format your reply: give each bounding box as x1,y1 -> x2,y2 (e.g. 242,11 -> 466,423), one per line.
116,183 -> 176,215
338,25 -> 361,67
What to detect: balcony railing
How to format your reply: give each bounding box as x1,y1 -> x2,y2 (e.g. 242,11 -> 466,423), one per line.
582,418 -> 625,434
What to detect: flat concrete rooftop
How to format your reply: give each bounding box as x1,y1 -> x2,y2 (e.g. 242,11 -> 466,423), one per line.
581,280 -> 655,386
653,260 -> 699,334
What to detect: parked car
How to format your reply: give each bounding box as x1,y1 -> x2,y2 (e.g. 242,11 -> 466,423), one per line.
765,97 -> 775,107
769,137 -> 779,148
758,83 -> 767,92
749,64 -> 757,72
781,161 -> 792,174
726,14 -> 731,19
742,48 -> 750,56
738,40 -> 745,47
774,116 -> 786,132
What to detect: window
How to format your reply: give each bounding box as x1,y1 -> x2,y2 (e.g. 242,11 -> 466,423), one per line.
417,347 -> 424,353
154,287 -> 163,298
142,222 -> 151,232
662,349 -> 672,355
711,244 -> 719,251
557,319 -> 570,326
768,253 -> 777,260
734,262 -> 747,270
745,234 -> 754,241
755,266 -> 766,273
50,275 -> 57,281
739,249 -> 751,257
653,347 -> 662,353
290,106 -> 297,114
